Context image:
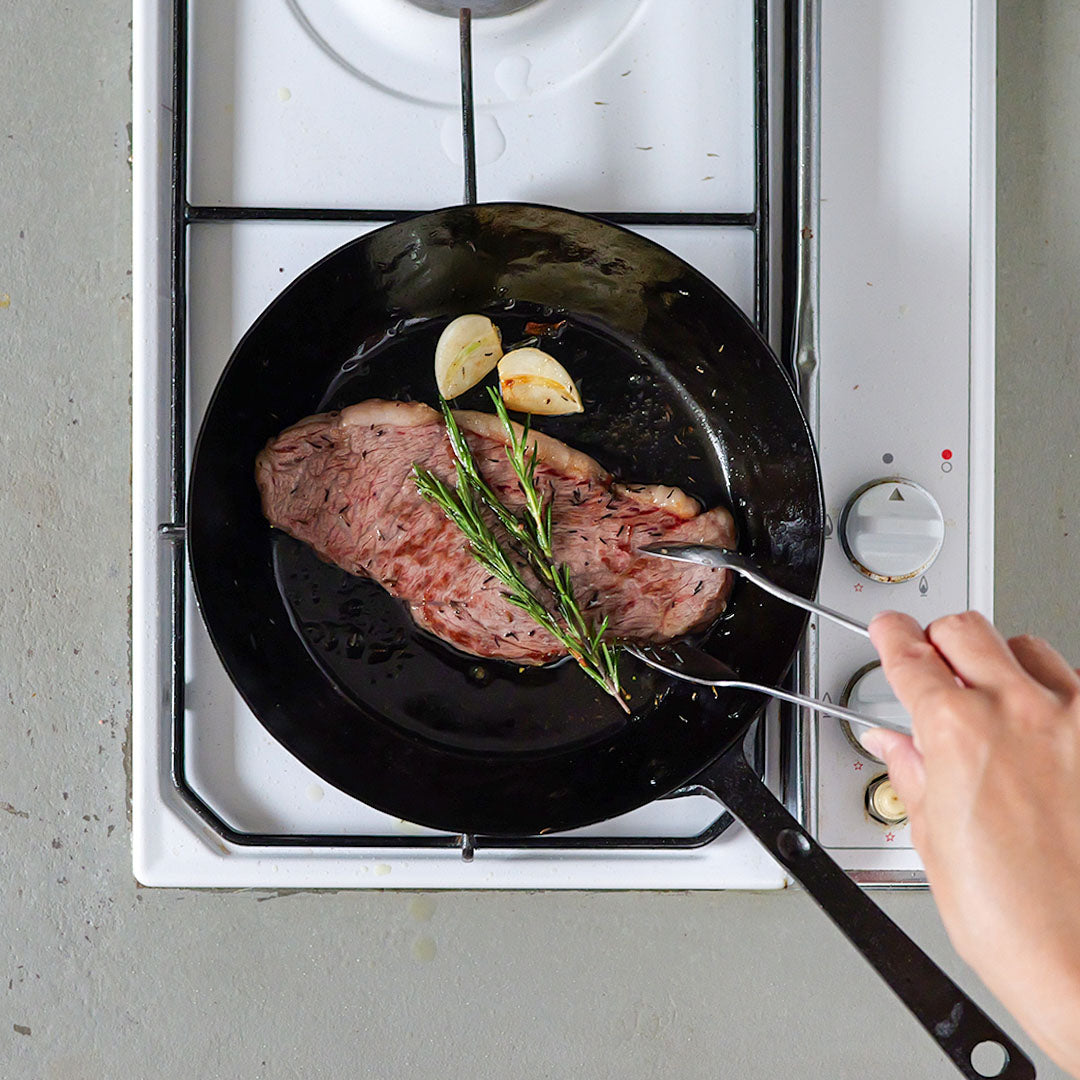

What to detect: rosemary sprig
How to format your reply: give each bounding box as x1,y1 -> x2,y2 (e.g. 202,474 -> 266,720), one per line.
413,392 -> 626,711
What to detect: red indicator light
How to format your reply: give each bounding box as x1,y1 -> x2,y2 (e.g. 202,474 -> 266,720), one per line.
941,449 -> 953,460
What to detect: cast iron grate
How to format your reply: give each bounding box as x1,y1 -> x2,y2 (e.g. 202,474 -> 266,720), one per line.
162,0 -> 778,857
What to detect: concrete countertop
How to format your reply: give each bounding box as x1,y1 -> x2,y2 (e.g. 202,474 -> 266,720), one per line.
1,3 -> 1076,1077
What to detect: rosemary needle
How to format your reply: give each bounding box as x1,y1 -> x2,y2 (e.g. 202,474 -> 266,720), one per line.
414,391 -> 626,711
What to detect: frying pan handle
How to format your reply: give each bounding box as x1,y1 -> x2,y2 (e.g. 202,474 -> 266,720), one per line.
697,742 -> 1035,1080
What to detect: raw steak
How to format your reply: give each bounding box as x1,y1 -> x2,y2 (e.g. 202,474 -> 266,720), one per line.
256,400 -> 736,665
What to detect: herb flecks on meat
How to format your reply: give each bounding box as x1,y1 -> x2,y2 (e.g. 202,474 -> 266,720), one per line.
414,390 -> 626,710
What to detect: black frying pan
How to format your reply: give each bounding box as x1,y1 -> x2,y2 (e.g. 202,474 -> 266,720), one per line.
189,203 -> 1032,1080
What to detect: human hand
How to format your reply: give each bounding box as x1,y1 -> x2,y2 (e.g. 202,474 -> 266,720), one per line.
863,611 -> 1080,1079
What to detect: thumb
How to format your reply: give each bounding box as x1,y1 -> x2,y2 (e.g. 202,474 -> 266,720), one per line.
859,729 -> 926,809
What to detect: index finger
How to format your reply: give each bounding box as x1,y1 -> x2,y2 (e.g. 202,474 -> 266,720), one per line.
869,611 -> 959,715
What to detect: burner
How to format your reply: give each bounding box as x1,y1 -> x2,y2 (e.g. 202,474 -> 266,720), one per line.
288,0 -> 644,108
405,0 -> 545,16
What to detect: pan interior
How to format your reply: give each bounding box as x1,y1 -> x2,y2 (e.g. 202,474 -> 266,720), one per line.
188,203 -> 822,834
271,302 -> 735,755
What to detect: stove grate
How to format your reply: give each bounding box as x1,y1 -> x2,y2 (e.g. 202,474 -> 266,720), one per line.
162,0 -> 775,855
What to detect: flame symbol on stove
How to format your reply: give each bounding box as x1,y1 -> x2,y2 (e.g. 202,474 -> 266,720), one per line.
919,575 -> 929,595
824,513 -> 833,538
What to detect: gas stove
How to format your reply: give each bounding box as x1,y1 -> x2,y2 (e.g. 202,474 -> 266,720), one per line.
132,0 -> 995,888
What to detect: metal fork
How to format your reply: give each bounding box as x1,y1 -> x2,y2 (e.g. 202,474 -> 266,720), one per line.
641,543 -> 871,638
633,544 -> 908,732
628,643 -> 910,733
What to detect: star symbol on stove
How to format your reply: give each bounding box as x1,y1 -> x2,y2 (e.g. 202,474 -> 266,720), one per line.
852,760 -> 864,771
854,583 -> 864,592
884,832 -> 895,842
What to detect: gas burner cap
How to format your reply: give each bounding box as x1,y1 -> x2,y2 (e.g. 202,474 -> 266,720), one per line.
405,0 -> 545,16
289,0 -> 644,107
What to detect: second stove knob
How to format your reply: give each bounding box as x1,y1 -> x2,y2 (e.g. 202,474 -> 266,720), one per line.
840,478 -> 945,583
839,661 -> 912,760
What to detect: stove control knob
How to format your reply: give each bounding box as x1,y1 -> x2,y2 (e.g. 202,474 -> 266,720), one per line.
865,775 -> 908,826
839,662 -> 912,760
840,479 -> 944,583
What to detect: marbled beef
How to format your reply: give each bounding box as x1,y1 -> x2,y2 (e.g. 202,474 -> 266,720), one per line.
255,400 -> 735,664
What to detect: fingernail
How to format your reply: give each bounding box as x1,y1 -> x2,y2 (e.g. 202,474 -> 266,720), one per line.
859,729 -> 888,758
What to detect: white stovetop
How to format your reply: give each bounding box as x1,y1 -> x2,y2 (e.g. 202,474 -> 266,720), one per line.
189,0 -> 755,211
132,0 -> 994,887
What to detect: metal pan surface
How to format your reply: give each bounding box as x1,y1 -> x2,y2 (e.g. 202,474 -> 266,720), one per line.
188,202 -> 822,835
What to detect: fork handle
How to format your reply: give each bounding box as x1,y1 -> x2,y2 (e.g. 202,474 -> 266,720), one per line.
731,680 -> 910,734
730,561 -> 872,638
636,655 -> 910,734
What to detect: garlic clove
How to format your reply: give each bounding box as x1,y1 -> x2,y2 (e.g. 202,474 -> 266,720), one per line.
498,347 -> 584,416
434,314 -> 503,399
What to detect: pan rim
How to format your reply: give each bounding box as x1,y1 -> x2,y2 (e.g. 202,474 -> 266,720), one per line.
186,200 -> 824,835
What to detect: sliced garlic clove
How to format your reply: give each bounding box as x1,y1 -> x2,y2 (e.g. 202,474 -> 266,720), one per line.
434,314 -> 503,399
498,347 -> 584,416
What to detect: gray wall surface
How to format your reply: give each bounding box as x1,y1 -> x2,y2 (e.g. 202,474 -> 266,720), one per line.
0,2 -> 1076,1078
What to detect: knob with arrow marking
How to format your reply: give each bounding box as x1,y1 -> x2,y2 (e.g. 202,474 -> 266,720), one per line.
839,478 -> 945,583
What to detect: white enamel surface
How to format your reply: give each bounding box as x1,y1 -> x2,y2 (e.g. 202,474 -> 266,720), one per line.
134,0 -> 995,887
188,0 -> 756,212
811,0 -> 995,862
135,0 -> 782,886
289,0 -> 645,107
